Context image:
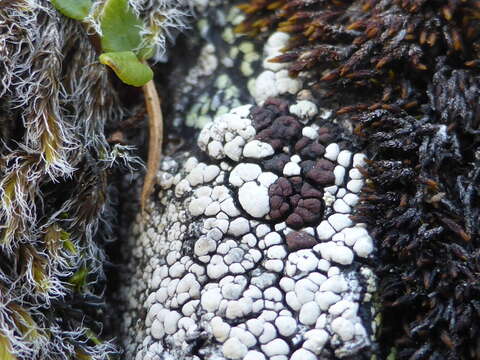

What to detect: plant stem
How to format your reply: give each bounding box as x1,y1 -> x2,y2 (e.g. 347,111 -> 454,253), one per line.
140,78 -> 162,213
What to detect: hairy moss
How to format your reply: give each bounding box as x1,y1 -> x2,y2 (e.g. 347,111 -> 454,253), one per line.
0,0 -> 191,359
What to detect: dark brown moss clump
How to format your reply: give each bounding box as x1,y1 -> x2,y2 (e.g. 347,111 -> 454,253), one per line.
355,108 -> 480,359
238,0 -> 480,112
239,0 -> 480,358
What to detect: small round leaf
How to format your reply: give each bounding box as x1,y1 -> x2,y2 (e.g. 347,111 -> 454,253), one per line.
99,51 -> 153,87
100,0 -> 144,53
50,0 -> 92,21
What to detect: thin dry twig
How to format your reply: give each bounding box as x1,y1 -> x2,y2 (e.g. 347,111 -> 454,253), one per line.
140,79 -> 163,213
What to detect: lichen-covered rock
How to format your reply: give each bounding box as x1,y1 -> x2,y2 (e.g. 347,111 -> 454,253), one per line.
117,7 -> 377,357
120,99 -> 377,359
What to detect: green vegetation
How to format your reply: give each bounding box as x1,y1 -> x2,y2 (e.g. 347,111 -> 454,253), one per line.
51,0 -> 154,87
50,0 -> 92,20
99,51 -> 153,86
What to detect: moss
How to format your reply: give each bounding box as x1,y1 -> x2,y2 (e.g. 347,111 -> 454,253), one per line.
238,0 -> 480,113
236,1 -> 480,358
0,0 -> 190,359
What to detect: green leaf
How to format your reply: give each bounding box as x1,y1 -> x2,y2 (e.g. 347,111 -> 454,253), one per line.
99,51 -> 153,87
0,333 -> 16,360
85,329 -> 102,346
137,43 -> 155,61
68,265 -> 88,291
100,0 -> 144,53
50,0 -> 92,21
63,239 -> 77,254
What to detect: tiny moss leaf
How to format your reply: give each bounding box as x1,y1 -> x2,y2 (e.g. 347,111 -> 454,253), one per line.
10,305 -> 43,342
69,265 -> 88,292
0,333 -> 17,360
137,44 -> 155,61
99,51 -> 153,87
50,0 -> 92,21
63,239 -> 77,254
85,329 -> 102,346
75,351 -> 92,360
100,0 -> 144,53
